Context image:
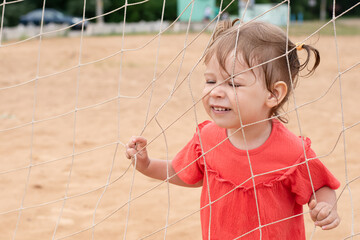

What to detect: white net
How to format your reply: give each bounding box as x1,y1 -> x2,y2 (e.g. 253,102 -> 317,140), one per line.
0,0 -> 359,239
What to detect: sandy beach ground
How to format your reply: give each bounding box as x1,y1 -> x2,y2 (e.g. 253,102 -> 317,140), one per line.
0,26 -> 359,239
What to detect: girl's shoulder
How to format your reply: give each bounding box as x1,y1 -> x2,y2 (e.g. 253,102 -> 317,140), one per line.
196,120 -> 220,134
194,120 -> 225,147
271,120 -> 313,160
197,120 -> 213,131
273,120 -> 310,146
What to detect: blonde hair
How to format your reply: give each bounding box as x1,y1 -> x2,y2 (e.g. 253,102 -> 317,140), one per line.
204,20 -> 320,122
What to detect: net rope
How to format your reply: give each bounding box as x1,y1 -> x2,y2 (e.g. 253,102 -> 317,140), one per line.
0,0 -> 359,239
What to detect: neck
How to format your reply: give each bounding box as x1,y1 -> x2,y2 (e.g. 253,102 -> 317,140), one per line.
227,120 -> 273,150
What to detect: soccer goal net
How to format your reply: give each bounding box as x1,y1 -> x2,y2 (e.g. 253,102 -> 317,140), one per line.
0,0 -> 359,239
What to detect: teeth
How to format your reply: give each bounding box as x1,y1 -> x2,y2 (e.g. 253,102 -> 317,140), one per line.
213,107 -> 229,111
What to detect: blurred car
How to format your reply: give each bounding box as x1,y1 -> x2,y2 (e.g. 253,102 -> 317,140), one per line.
20,9 -> 87,30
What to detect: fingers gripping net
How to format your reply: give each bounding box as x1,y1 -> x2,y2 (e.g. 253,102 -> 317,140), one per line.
0,0 -> 359,239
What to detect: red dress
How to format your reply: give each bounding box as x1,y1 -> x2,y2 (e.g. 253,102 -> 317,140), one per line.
172,120 -> 340,240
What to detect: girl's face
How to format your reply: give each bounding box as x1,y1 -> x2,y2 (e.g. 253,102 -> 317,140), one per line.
202,54 -> 272,132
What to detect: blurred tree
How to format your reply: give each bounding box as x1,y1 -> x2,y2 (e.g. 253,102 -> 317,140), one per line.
66,0 -> 111,22
96,0 -> 104,24
2,0 -> 358,27
105,0 -> 177,23
217,0 -> 238,15
2,1 -> 36,27
291,0 -> 360,20
320,0 -> 326,20
343,0 -> 360,15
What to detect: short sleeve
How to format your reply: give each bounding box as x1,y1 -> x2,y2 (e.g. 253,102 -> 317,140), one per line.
172,121 -> 210,185
288,138 -> 340,205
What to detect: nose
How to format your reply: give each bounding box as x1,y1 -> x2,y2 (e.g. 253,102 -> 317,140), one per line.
209,84 -> 225,98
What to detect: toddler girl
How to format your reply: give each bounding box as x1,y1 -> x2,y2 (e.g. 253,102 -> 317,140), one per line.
125,20 -> 340,239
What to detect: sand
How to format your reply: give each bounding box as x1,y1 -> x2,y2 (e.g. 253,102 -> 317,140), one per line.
0,30 -> 359,239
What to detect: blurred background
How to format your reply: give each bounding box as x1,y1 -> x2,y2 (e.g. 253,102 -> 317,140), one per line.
1,0 -> 359,40
0,1 -> 359,240
2,0 -> 360,26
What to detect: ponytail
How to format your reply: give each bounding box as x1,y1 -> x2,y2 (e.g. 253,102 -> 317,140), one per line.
296,44 -> 320,77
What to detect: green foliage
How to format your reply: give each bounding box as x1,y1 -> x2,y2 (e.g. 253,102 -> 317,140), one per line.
1,0 -> 359,27
116,0 -> 177,22
290,0 -> 360,20
217,0 -> 238,15
2,1 -> 36,26
67,0 -> 177,23
1,0 -> 177,26
66,0 -> 112,22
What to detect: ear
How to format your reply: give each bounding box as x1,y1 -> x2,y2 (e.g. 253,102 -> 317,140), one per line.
266,81 -> 288,108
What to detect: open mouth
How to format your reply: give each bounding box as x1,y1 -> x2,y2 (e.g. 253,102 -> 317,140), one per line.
212,106 -> 231,112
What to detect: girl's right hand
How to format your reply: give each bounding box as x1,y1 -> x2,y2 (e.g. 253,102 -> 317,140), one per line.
125,136 -> 150,172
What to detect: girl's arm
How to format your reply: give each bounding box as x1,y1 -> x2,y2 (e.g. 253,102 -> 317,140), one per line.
308,186 -> 340,230
125,136 -> 203,188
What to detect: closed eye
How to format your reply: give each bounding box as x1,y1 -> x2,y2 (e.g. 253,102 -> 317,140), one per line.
228,81 -> 242,87
205,80 -> 216,84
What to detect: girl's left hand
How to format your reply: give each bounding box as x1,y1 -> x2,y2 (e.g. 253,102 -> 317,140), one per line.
308,199 -> 340,230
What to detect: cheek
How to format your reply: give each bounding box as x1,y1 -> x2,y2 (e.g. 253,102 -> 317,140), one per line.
202,94 -> 208,107
226,91 -> 238,104
201,94 -> 212,115
202,87 -> 211,102
202,85 -> 211,96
